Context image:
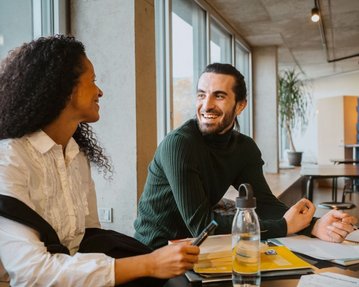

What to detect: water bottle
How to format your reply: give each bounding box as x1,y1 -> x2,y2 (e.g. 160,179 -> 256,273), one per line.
232,183 -> 261,287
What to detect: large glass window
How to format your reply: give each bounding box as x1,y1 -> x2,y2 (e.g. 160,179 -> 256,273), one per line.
235,41 -> 251,136
0,0 -> 33,60
210,18 -> 232,64
172,0 -> 206,129
0,0 -> 67,61
156,0 -> 252,141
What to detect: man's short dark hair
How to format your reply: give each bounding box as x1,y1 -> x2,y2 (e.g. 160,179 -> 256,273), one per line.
203,63 -> 247,103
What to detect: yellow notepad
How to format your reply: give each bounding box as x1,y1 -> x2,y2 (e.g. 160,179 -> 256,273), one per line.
194,245 -> 314,274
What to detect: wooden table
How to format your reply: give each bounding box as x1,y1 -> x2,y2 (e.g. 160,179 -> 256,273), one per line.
330,158 -> 359,165
165,266 -> 359,287
300,164 -> 359,201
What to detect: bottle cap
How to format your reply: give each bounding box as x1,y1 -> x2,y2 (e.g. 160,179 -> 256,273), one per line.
236,183 -> 256,208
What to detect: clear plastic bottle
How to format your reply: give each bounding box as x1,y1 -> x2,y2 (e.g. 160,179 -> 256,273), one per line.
232,183 -> 261,287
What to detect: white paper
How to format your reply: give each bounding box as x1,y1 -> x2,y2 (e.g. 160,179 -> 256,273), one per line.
271,235 -> 359,260
346,229 -> 359,243
297,272 -> 359,287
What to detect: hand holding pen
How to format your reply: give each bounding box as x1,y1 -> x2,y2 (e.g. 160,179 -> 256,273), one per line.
191,220 -> 218,246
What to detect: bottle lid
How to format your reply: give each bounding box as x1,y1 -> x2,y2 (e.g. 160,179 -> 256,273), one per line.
236,183 -> 256,208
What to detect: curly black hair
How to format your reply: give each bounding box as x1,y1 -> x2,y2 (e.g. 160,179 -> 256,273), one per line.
0,35 -> 112,174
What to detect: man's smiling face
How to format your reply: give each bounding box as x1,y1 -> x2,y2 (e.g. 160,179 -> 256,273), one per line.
196,72 -> 246,135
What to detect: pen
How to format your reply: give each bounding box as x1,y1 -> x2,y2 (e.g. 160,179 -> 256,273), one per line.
191,220 -> 218,246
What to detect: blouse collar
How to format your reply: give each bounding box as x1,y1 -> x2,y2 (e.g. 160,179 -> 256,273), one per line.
26,130 -> 80,160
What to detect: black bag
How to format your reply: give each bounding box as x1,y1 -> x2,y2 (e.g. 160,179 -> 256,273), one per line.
0,194 -> 165,287
79,228 -> 166,287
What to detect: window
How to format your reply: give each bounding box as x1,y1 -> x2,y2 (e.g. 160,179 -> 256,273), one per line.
210,18 -> 232,64
235,41 -> 251,136
0,0 -> 67,61
156,0 -> 252,140
172,0 -> 206,129
0,0 -> 33,60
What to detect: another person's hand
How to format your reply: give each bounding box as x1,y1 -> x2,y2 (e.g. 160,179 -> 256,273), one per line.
283,198 -> 316,235
311,210 -> 358,242
148,242 -> 200,278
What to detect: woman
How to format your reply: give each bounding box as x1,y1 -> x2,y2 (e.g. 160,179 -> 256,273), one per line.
0,35 -> 199,286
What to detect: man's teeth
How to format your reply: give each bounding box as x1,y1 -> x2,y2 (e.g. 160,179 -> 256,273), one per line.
203,114 -> 217,119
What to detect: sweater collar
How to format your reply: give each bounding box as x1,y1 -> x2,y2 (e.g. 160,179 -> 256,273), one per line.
194,120 -> 234,148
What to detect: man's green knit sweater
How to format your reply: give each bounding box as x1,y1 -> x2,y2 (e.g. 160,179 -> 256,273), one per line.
134,119 -> 311,249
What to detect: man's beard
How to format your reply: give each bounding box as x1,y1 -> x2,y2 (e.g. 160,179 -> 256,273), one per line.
197,106 -> 236,135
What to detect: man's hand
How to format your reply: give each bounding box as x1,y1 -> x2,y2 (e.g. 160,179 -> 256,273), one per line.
284,198 -> 316,235
311,210 -> 358,242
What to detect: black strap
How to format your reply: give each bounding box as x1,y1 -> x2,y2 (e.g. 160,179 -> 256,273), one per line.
0,195 -> 165,286
79,228 -> 166,287
0,194 -> 69,254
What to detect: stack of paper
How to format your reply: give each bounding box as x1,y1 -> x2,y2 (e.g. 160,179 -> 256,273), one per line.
271,235 -> 359,266
183,234 -> 314,283
297,272 -> 359,287
346,229 -> 359,243
195,234 -> 232,273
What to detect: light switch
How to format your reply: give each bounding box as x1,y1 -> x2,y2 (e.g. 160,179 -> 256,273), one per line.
98,208 -> 112,223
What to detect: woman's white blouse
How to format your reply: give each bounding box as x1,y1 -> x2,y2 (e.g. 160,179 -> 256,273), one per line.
0,131 -> 115,286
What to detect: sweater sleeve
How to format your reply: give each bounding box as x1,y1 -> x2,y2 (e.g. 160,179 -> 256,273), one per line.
238,140 -> 290,239
237,140 -> 320,239
159,134 -> 231,237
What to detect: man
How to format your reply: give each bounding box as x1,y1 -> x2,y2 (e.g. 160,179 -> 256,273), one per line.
134,63 -> 357,249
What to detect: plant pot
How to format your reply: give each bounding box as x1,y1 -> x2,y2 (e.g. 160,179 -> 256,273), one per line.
287,151 -> 303,166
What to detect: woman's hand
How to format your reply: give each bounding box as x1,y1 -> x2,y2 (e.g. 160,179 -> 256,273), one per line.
147,242 -> 200,278
114,241 -> 199,284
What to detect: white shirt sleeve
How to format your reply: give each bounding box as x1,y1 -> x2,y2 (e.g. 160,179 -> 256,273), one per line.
0,135 -> 116,286
0,216 -> 115,287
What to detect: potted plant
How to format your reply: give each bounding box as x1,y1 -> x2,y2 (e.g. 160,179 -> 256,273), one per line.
278,69 -> 311,166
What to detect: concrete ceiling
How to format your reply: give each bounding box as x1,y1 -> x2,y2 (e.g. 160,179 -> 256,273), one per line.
208,0 -> 359,80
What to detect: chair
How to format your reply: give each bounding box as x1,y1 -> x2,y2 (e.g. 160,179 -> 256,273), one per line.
318,175 -> 356,210
318,201 -> 355,210
317,159 -> 357,210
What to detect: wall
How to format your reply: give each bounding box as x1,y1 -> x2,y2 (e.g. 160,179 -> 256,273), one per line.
252,46 -> 279,173
71,0 -> 157,236
317,96 -> 346,164
293,70 -> 359,164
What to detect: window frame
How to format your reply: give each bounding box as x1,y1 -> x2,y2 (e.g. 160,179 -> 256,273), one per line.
155,0 -> 252,142
32,0 -> 68,38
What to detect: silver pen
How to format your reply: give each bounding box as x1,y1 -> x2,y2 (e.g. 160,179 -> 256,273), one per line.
191,220 -> 218,246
